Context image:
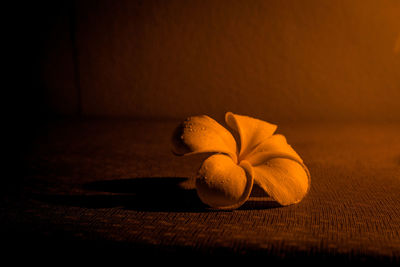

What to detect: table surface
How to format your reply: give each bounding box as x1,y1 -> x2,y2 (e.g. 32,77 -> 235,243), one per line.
2,119 -> 400,263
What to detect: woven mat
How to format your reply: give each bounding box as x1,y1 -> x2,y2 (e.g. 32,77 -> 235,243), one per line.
2,119 -> 400,263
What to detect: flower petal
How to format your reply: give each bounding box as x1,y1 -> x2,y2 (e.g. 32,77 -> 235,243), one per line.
245,134 -> 302,166
245,133 -> 310,205
252,158 -> 310,206
172,115 -> 238,162
225,112 -> 277,160
196,154 -> 254,210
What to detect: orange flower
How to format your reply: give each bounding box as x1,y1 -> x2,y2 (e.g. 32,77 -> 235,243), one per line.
172,112 -> 310,210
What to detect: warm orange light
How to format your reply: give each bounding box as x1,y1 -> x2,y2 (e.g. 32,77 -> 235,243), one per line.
172,112 -> 310,210
395,33 -> 400,54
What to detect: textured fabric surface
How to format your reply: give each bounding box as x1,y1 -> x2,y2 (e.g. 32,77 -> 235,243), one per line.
2,119 -> 400,263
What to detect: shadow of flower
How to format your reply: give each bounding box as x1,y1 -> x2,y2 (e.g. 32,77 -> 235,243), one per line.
34,177 -> 206,212
34,177 -> 282,212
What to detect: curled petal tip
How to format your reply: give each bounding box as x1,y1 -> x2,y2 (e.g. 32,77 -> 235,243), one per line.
171,122 -> 191,155
253,158 -> 310,206
171,115 -> 238,162
196,154 -> 254,210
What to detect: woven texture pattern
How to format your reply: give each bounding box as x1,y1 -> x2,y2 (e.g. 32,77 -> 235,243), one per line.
3,119 -> 400,263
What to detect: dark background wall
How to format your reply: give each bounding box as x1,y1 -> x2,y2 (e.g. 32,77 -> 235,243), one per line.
14,0 -> 400,123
